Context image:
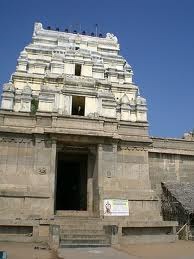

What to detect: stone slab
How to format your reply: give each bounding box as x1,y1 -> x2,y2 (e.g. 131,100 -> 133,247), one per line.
58,247 -> 132,259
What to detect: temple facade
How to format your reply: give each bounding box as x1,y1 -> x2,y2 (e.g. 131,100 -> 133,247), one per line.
0,23 -> 194,246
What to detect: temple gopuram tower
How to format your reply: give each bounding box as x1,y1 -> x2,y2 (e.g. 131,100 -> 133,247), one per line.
0,23 -> 177,246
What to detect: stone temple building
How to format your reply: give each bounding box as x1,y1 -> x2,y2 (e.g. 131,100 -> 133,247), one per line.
0,22 -> 194,247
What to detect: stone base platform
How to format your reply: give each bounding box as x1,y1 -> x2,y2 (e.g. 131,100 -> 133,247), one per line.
0,218 -> 178,247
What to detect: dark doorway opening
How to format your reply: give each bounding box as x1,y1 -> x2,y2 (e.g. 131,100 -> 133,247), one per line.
75,64 -> 81,76
72,96 -> 85,116
56,152 -> 88,211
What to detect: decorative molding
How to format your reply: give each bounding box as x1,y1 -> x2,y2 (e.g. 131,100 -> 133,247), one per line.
118,145 -> 146,151
0,137 -> 32,144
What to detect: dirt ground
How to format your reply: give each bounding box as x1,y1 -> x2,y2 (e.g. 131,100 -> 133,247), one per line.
0,242 -> 59,259
117,240 -> 194,258
1,241 -> 194,259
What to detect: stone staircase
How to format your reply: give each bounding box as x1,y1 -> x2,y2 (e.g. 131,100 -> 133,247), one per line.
56,217 -> 111,248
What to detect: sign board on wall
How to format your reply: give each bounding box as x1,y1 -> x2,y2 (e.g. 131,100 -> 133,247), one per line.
103,199 -> 129,216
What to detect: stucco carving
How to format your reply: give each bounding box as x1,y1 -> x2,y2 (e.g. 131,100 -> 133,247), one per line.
33,22 -> 43,36
22,85 -> 32,95
106,33 -> 118,43
120,94 -> 130,105
136,95 -> 147,106
3,83 -> 15,92
124,61 -> 132,72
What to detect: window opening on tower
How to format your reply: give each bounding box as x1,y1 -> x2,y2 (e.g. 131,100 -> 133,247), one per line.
75,64 -> 81,76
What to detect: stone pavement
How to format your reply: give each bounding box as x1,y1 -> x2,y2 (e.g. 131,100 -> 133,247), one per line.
2,241 -> 194,259
58,247 -> 134,259
57,242 -> 194,259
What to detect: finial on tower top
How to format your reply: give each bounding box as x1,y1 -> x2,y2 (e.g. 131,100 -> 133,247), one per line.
33,22 -> 43,36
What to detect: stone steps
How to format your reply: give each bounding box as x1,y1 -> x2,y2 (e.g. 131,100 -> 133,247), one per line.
60,237 -> 110,248
55,219 -> 103,229
60,243 -> 110,248
59,222 -> 104,231
58,217 -> 110,248
61,234 -> 107,239
60,235 -> 110,248
60,225 -> 103,231
60,229 -> 105,235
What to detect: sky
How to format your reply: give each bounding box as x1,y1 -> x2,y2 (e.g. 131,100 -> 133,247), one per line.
0,0 -> 194,138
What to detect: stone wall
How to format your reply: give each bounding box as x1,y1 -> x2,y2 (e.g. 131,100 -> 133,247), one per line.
149,137 -> 194,195
102,144 -> 161,221
0,134 -> 54,219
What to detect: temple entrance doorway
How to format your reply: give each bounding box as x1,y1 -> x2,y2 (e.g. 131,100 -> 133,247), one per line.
55,152 -> 88,211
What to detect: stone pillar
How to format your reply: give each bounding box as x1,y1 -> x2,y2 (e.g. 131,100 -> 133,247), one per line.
33,135 -> 43,173
32,135 -> 56,218
110,225 -> 120,245
49,225 -> 60,249
104,225 -> 120,245
33,226 -> 39,242
175,154 -> 180,181
113,143 -> 117,177
97,144 -> 104,217
87,147 -> 96,216
50,138 -> 57,216
0,82 -> 15,111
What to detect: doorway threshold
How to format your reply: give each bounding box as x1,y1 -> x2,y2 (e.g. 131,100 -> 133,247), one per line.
55,210 -> 90,217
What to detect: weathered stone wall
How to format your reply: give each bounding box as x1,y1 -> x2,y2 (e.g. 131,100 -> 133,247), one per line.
101,144 -> 161,221
102,146 -> 151,192
0,134 -> 54,219
149,137 -> 194,195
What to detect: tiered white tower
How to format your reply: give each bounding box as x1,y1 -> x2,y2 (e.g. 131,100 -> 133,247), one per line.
1,22 -> 147,122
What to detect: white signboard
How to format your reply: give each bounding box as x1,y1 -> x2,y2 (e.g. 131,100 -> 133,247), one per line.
104,199 -> 129,216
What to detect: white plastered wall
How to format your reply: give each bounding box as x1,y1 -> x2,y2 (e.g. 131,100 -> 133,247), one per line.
82,65 -> 92,77
93,71 -> 104,79
64,95 -> 72,115
85,97 -> 98,116
64,63 -> 75,75
136,111 -> 147,122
